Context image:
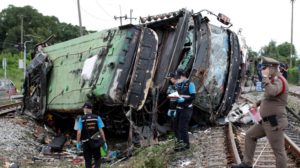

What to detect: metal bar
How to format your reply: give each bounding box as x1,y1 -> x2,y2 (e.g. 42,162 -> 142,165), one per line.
284,134 -> 300,158
228,122 -> 241,164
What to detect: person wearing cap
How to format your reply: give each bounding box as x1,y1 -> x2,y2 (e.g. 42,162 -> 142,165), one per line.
173,69 -> 196,152
232,56 -> 289,168
76,101 -> 107,168
166,72 -> 180,118
279,63 -> 288,80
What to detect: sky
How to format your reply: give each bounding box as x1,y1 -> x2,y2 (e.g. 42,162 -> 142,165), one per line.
1,0 -> 300,57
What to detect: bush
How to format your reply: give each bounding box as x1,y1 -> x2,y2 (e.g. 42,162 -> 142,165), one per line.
287,67 -> 299,85
0,52 -> 25,91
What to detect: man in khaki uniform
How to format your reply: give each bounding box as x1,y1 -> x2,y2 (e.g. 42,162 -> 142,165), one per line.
232,56 -> 289,168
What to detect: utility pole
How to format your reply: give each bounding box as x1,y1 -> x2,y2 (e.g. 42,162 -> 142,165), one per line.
128,9 -> 137,24
77,0 -> 83,36
23,40 -> 33,79
20,15 -> 24,58
2,58 -> 7,79
290,0 -> 295,67
114,5 -> 127,26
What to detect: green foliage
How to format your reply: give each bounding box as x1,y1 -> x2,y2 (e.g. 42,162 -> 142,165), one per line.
260,40 -> 280,58
115,141 -> 173,168
0,5 -> 92,91
287,67 -> 299,85
0,53 -> 25,91
247,47 -> 258,61
259,40 -> 297,66
0,5 -> 88,53
277,42 -> 293,57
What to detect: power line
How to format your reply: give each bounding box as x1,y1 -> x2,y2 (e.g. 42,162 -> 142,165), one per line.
95,0 -> 113,17
80,5 -> 111,21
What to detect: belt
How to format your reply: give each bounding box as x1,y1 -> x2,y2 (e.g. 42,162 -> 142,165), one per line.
259,115 -> 276,124
262,115 -> 276,122
82,139 -> 89,143
176,104 -> 193,109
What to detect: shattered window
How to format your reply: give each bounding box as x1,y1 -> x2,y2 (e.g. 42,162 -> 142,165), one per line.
197,24 -> 229,110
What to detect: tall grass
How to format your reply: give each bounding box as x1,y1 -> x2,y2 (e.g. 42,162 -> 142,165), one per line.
287,67 -> 300,85
0,53 -> 26,91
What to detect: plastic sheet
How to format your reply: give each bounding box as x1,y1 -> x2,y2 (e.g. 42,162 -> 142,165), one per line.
81,55 -> 98,80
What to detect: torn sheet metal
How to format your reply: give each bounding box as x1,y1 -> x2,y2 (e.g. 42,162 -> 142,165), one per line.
24,8 -> 245,129
23,53 -> 51,119
192,23 -> 229,112
125,28 -> 158,110
152,9 -> 192,91
217,30 -> 242,116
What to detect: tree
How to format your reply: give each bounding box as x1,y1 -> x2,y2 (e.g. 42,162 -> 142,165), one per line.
259,40 -> 297,66
0,5 -> 86,53
277,42 -> 297,66
247,47 -> 258,62
259,40 -> 280,59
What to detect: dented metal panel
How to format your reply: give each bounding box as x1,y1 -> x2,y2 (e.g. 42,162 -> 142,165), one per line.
23,53 -> 50,119
24,8 -> 246,127
125,28 -> 158,110
107,27 -> 142,104
217,30 -> 242,115
43,30 -> 116,111
152,9 -> 192,90
192,23 -> 230,112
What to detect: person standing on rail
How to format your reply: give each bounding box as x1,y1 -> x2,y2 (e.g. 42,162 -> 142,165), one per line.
232,56 -> 289,168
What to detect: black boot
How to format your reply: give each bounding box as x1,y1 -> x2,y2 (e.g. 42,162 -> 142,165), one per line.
231,162 -> 252,168
174,141 -> 189,152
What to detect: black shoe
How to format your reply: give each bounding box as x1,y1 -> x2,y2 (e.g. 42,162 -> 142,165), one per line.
174,144 -> 189,152
231,162 -> 252,168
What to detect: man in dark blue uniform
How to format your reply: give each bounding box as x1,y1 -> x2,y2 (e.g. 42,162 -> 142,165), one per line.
76,101 -> 107,168
173,69 -> 196,151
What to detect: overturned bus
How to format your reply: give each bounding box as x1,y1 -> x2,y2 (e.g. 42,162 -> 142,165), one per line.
23,9 -> 247,135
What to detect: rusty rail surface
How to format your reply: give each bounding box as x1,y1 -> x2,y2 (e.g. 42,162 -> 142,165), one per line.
289,91 -> 300,99
197,126 -> 228,167
237,95 -> 300,167
227,122 -> 241,164
168,124 -> 243,167
0,101 -> 22,115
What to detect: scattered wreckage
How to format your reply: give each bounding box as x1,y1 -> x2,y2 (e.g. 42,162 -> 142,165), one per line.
23,9 -> 247,137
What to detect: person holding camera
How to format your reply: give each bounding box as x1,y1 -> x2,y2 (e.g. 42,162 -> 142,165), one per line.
232,57 -> 289,168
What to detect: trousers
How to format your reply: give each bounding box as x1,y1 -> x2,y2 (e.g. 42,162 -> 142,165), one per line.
82,142 -> 101,168
174,107 -> 193,147
243,117 -> 288,168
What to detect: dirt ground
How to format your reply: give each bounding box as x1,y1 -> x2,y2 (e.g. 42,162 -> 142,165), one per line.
0,85 -> 299,168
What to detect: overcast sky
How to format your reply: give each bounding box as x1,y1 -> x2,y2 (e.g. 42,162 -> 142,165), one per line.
1,0 -> 300,57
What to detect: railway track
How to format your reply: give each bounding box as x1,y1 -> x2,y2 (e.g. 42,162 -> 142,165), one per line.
289,91 -> 300,99
230,95 -> 300,167
0,101 -> 22,116
169,105 -> 300,167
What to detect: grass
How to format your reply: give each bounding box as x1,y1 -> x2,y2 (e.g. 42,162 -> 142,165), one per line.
113,140 -> 174,168
0,52 -> 26,91
287,67 -> 300,85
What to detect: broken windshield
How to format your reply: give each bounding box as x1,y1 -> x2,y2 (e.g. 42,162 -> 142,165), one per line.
195,24 -> 229,111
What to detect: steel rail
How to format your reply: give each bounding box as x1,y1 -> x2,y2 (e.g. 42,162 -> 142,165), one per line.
228,122 -> 241,164
0,101 -> 22,115
239,94 -> 300,161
